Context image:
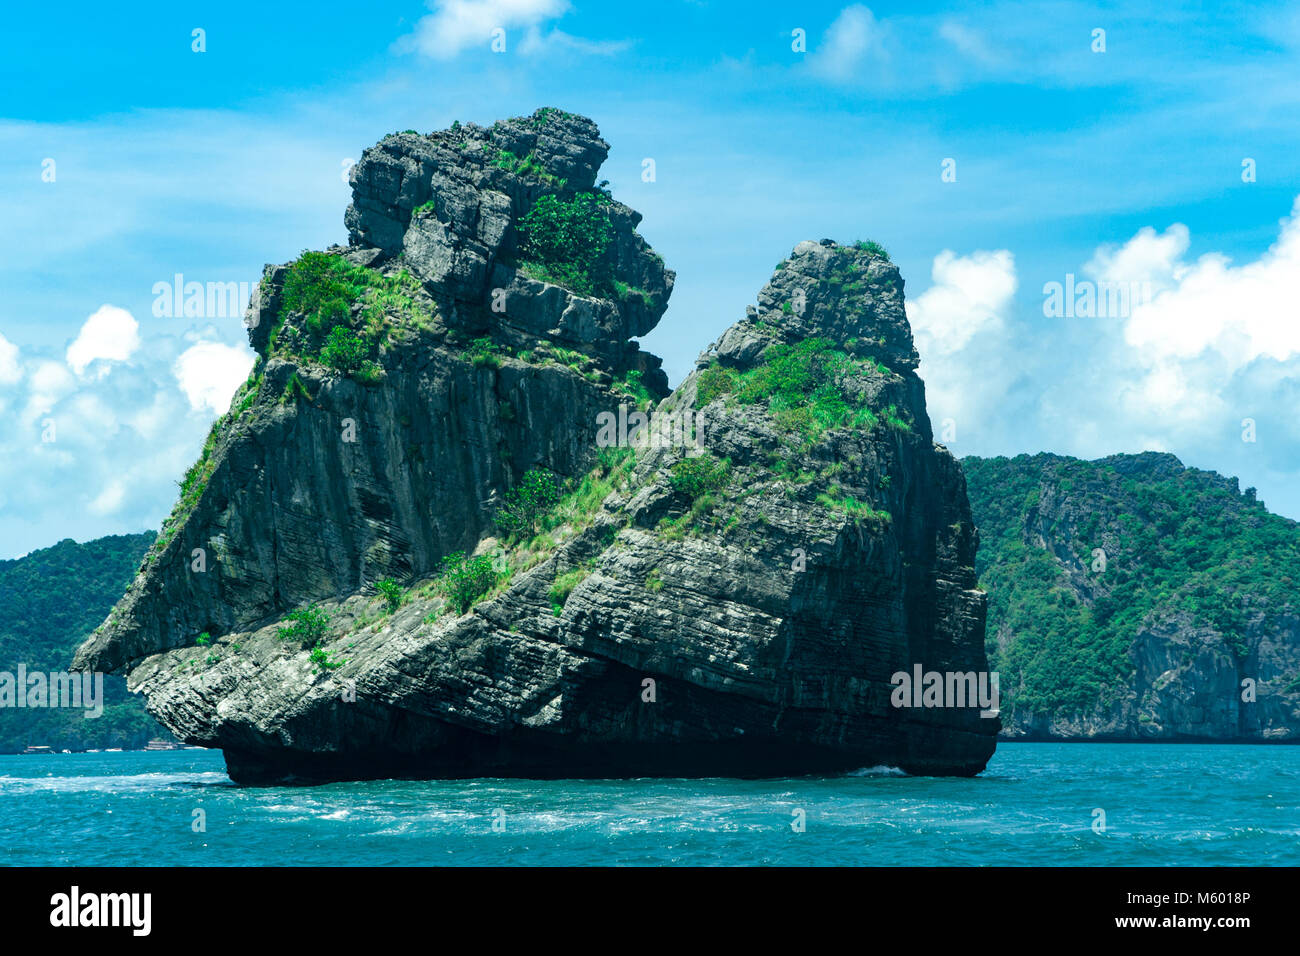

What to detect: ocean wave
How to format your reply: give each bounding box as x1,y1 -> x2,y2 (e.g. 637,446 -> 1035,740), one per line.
0,770 -> 231,794
847,765 -> 908,777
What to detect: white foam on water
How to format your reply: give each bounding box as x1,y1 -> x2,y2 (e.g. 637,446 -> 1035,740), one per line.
0,770 -> 230,794
847,765 -> 908,777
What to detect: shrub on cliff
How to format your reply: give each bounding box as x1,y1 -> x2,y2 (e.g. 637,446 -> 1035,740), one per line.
695,365 -> 737,406
549,568 -> 590,616
517,193 -> 613,297
670,454 -> 731,500
711,338 -> 897,446
321,327 -> 371,372
376,578 -> 404,612
853,239 -> 890,260
496,469 -> 564,537
309,646 -> 345,673
281,252 -> 367,334
437,552 -> 500,614
277,604 -> 330,646
467,336 -> 499,369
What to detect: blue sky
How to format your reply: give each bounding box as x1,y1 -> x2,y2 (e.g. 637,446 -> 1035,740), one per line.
1,0 -> 1299,557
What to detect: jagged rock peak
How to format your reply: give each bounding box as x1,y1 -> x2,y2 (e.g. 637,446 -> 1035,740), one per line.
338,107 -> 674,354
706,239 -> 917,375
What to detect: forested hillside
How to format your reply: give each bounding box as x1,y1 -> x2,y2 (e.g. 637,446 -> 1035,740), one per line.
0,533 -> 165,751
963,452 -> 1300,739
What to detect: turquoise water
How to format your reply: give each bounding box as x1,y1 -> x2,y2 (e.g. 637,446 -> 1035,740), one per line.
3,743 -> 1297,865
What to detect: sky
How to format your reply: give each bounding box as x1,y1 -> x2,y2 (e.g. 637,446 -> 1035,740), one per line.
1,0 -> 1298,558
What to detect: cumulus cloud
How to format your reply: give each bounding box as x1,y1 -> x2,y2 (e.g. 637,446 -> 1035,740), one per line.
906,249 -> 1019,445
22,360 -> 76,422
1118,199 -> 1300,368
1085,223 -> 1190,291
400,0 -> 571,59
908,197 -> 1300,518
0,321 -> 252,556
66,305 -> 141,376
908,249 -> 1016,355
173,342 -> 256,415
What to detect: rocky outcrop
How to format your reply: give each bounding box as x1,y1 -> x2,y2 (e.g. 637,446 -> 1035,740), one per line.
75,110 -> 997,783
964,452 -> 1300,741
76,109 -> 672,676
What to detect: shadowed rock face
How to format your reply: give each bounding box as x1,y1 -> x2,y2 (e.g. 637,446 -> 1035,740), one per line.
76,110 -> 997,784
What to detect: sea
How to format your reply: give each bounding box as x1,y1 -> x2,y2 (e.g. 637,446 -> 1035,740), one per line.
3,743 -> 1297,866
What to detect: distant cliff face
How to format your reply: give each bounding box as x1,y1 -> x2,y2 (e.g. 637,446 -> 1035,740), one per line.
75,109 -> 996,783
964,452 -> 1300,741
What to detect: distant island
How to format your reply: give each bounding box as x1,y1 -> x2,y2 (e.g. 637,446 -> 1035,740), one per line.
965,452 -> 1300,741
0,533 -> 167,753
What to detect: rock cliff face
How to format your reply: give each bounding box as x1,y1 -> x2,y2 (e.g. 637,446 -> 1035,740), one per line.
75,109 -> 997,783
964,452 -> 1300,741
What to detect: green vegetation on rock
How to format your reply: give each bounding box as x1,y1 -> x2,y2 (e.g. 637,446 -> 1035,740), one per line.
816,485 -> 891,524
964,453 -> 1300,717
270,250 -> 431,376
695,337 -> 900,447
320,326 -> 372,372
376,579 -> 404,612
517,193 -> 614,297
277,604 -> 330,646
496,469 -> 564,538
0,534 -> 164,752
669,454 -> 732,500
614,368 -> 654,409
467,336 -> 500,369
549,568 -> 590,616
309,646 -> 345,674
853,239 -> 890,260
436,552 -> 501,614
493,148 -> 566,187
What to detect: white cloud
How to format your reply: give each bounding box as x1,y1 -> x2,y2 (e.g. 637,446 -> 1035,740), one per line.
1085,223 -> 1190,292
907,249 -> 1018,444
517,27 -> 630,57
0,319 -> 251,557
66,305 -> 141,376
22,359 -> 75,421
1118,199 -> 1300,368
907,198 -> 1300,522
0,333 -> 19,385
400,0 -> 570,59
907,249 -> 1017,355
812,5 -> 889,82
173,341 -> 256,415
